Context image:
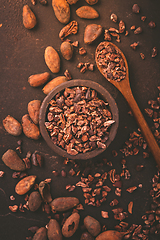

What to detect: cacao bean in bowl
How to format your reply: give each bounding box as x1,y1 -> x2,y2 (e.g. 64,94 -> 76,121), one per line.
39,80 -> 119,160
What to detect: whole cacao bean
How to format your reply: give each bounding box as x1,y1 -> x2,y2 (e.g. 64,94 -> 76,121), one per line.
84,215 -> 101,237
52,0 -> 70,24
32,227 -> 47,240
84,24 -> 102,44
80,232 -> 94,240
60,41 -> 73,60
3,115 -> 22,136
23,5 -> 37,29
44,46 -> 60,73
15,175 -> 37,195
28,191 -> 42,211
2,149 -> 26,171
47,219 -> 62,240
28,100 -> 41,125
50,197 -> 79,212
67,0 -> 79,4
95,230 -> 125,240
22,114 -> 41,140
76,6 -> 99,19
28,72 -> 50,87
42,76 -> 67,95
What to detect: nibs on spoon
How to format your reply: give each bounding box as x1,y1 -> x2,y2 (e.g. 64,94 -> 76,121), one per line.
95,41 -> 160,167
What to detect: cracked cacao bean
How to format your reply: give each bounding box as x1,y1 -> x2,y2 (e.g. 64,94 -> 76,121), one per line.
62,212 -> 80,237
59,20 -> 78,40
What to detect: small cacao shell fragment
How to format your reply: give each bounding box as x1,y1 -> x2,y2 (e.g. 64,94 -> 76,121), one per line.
15,175 -> 37,195
28,100 -> 41,125
44,46 -> 60,73
67,0 -> 79,4
84,24 -> 102,44
62,212 -> 80,237
22,114 -> 40,140
95,230 -> 125,240
47,219 -> 62,240
39,0 -> 48,5
80,232 -> 94,240
85,0 -> 98,5
3,115 -> 22,136
42,76 -> 67,95
59,21 -> 78,40
28,191 -> 42,211
23,5 -> 37,29
50,197 -> 79,212
2,149 -> 26,171
28,72 -> 50,87
84,215 -> 101,237
60,41 -> 73,60
32,227 -> 47,240
52,0 -> 70,24
76,6 -> 99,19
39,180 -> 52,203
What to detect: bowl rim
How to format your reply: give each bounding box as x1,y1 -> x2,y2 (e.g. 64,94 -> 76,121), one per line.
39,79 -> 119,160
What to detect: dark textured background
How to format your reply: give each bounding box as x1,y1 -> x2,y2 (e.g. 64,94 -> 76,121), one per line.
0,0 -> 160,239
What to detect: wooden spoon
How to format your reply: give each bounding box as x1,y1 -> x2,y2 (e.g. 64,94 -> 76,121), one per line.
95,41 -> 160,167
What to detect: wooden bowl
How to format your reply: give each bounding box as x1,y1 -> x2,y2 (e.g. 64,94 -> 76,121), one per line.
39,80 -> 119,160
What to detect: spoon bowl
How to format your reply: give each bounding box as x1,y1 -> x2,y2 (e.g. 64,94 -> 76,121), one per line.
95,41 -> 160,167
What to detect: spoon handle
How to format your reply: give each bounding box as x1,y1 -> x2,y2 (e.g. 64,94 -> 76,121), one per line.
123,88 -> 160,167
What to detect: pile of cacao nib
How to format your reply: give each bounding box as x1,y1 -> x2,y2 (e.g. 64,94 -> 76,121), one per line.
45,86 -> 115,155
96,42 -> 126,82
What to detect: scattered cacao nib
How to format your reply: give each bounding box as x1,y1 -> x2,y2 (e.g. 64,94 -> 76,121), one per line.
79,47 -> 87,55
39,0 -> 48,5
130,42 -> 139,50
61,169 -> 67,177
52,170 -> 59,176
0,171 -> 5,177
112,150 -> 118,157
148,21 -> 156,29
130,25 -> 136,30
126,186 -> 137,193
31,0 -> 36,5
80,66 -> 87,73
141,16 -> 146,21
125,30 -> 129,36
16,146 -> 22,153
136,164 -> 144,171
110,199 -> 119,206
110,13 -> 118,23
23,158 -> 31,169
12,171 -> 21,178
88,63 -> 94,71
134,27 -> 142,35
64,69 -> 72,80
119,20 -> 125,33
104,29 -> 112,41
10,195 -> 15,201
115,187 -> 121,197
140,53 -> 145,60
128,201 -> 133,214
101,211 -> 109,218
132,4 -> 140,14
77,62 -> 84,69
9,205 -> 18,212
72,41 -> 79,47
151,47 -> 158,58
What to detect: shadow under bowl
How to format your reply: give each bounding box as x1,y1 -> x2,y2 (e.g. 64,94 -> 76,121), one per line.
39,79 -> 119,160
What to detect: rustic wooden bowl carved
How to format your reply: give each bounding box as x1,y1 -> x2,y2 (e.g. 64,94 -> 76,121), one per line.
39,80 -> 119,160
